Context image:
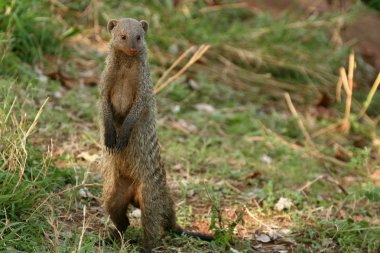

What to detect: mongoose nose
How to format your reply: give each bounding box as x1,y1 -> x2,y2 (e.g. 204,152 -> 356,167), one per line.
125,48 -> 138,56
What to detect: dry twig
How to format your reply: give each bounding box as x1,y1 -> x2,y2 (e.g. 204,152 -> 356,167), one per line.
298,175 -> 326,192
244,205 -> 275,230
284,92 -> 314,147
336,76 -> 343,102
339,51 -> 355,133
359,72 -> 380,118
154,45 -> 210,94
76,205 -> 87,252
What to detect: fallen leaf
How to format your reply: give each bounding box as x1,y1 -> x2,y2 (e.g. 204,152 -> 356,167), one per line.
244,171 -> 261,180
77,151 -> 100,163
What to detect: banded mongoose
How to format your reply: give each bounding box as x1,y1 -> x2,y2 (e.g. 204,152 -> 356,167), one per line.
99,18 -> 213,252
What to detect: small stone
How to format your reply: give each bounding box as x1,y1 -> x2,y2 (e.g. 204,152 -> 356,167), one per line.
274,197 -> 292,211
78,188 -> 89,198
260,154 -> 272,164
39,74 -> 48,83
255,234 -> 271,243
54,91 -> 62,98
268,229 -> 279,240
169,44 -> 179,55
172,105 -> 180,113
131,209 -> 141,218
195,103 -> 215,114
189,79 -> 199,90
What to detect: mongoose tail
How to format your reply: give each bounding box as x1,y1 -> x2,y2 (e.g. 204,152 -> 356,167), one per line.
173,226 -> 214,241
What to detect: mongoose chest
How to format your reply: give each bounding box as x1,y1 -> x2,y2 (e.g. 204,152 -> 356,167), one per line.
110,66 -> 139,118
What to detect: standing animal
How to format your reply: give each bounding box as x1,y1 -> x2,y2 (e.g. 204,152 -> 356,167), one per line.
99,18 -> 213,252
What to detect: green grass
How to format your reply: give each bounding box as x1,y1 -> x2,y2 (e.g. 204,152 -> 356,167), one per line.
1,0 -> 379,252
0,0 -> 63,63
0,82 -> 74,251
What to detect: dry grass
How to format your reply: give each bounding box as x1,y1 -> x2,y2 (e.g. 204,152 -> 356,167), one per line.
154,44 -> 210,94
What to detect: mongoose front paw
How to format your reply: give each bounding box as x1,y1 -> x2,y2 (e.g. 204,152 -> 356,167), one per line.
104,129 -> 117,152
105,138 -> 116,148
115,135 -> 130,151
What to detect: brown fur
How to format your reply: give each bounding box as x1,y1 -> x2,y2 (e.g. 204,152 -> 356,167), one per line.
99,18 -> 213,252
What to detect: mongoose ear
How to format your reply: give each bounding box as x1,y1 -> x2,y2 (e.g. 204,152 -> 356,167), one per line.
140,20 -> 148,33
107,19 -> 118,33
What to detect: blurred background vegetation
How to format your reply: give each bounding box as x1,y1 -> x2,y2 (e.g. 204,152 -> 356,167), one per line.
0,0 -> 379,252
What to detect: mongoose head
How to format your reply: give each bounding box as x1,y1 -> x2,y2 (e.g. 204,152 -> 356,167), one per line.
107,18 -> 148,57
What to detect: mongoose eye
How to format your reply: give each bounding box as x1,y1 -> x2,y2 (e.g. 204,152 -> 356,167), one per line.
121,35 -> 127,40
136,35 -> 141,41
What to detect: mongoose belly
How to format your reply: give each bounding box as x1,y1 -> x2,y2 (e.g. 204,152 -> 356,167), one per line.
110,80 -> 136,118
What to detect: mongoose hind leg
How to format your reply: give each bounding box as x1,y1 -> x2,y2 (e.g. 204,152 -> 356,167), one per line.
137,184 -> 168,253
104,176 -> 134,240
162,197 -> 177,232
